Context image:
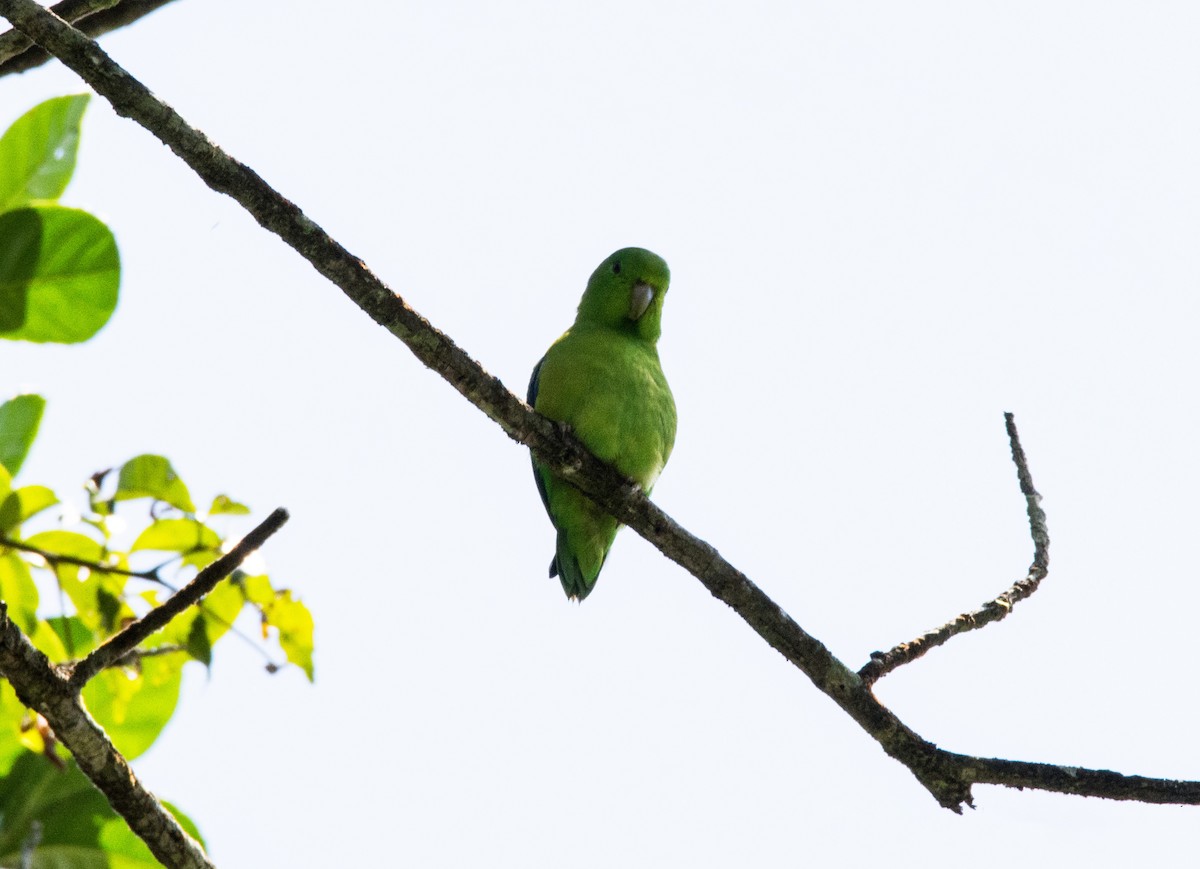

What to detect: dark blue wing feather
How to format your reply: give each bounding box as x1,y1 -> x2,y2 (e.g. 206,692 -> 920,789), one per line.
528,356 -> 558,578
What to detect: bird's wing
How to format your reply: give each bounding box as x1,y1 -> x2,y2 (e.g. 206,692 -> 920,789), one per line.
527,354 -> 552,516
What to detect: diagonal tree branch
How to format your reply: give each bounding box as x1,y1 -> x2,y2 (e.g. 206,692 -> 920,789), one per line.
2,0 -> 1197,821
859,412 -> 1051,685
0,0 -> 176,75
0,509 -> 286,868
0,602 -> 215,869
0,0 -> 971,807
65,506 -> 288,687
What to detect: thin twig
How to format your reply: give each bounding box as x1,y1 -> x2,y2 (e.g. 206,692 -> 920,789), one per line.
7,532 -> 282,665
66,507 -> 288,688
0,0 -> 174,74
10,534 -> 285,666
0,534 -> 161,583
858,413 -> 1051,686
4,0 -> 1196,814
111,642 -> 184,665
0,0 -> 116,67
197,598 -> 285,669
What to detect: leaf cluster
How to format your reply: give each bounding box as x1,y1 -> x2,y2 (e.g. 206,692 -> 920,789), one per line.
0,392 -> 313,864
0,752 -> 205,868
0,97 -> 313,867
0,93 -> 118,343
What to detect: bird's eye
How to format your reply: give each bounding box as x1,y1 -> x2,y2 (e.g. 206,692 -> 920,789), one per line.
611,261 -> 622,275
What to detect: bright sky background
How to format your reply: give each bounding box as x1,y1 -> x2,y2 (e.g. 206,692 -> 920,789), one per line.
3,1 -> 1200,866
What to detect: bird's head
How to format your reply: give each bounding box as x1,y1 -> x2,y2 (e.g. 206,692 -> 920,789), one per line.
576,247 -> 671,342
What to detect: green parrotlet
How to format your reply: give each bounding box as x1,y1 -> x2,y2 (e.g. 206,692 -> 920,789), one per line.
528,247 -> 677,601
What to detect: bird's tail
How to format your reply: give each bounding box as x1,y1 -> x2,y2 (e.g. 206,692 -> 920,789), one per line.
550,531 -> 602,602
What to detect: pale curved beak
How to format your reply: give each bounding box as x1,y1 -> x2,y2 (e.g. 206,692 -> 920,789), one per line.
628,282 -> 655,320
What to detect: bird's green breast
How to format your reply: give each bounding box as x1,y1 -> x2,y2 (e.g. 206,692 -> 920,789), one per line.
535,325 -> 676,491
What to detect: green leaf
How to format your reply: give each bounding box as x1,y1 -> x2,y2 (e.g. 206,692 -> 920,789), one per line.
0,551 -> 38,633
0,494 -> 18,533
184,613 -> 212,667
97,584 -> 123,633
46,615 -> 98,659
115,454 -> 195,513
131,518 -> 219,553
201,578 -> 243,641
0,208 -> 39,333
163,579 -> 244,667
163,605 -> 200,648
24,529 -> 104,561
180,547 -> 220,570
208,493 -> 251,515
239,572 -> 274,606
14,484 -> 57,522
0,754 -> 106,863
22,529 -> 105,591
0,207 -> 38,332
0,393 -> 45,475
264,591 -> 315,681
62,577 -> 102,632
0,94 -> 90,211
27,621 -> 68,665
22,530 -> 108,627
0,679 -> 29,777
0,753 -> 204,867
31,616 -> 98,663
0,205 -> 120,343
81,651 -> 183,761
0,484 -> 59,532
